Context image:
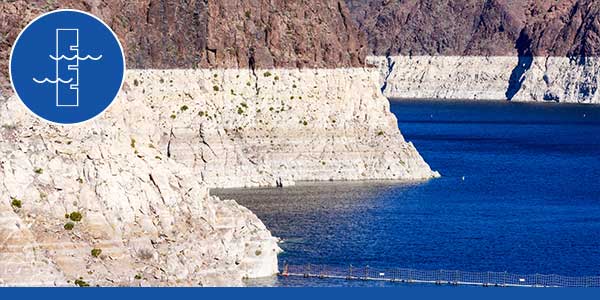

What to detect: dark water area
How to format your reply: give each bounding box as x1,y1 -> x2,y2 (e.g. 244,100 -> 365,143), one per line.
213,99 -> 600,287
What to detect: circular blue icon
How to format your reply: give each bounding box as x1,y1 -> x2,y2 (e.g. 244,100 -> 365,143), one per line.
10,9 -> 125,125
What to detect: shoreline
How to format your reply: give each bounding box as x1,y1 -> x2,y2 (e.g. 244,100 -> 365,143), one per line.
368,56 -> 600,104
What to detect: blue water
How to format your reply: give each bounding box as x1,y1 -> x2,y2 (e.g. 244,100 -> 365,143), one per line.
213,99 -> 600,286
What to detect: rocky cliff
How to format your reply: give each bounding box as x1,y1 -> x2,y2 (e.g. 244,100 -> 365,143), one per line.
347,0 -> 600,57
369,55 -> 600,103
350,0 -> 600,104
0,0 -> 437,286
0,0 -> 367,92
0,92 -> 281,286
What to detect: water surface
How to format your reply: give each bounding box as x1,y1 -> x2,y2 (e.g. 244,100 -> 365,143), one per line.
214,99 -> 600,286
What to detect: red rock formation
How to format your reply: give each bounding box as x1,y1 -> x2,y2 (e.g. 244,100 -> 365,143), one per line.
0,0 -> 368,93
347,0 -> 600,57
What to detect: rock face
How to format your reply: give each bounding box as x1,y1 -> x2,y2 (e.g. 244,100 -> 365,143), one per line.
0,0 -> 367,92
0,0 -> 438,287
0,92 -> 281,286
0,67 -> 437,286
351,0 -> 600,103
370,55 -> 600,104
127,68 -> 437,188
347,0 -> 600,57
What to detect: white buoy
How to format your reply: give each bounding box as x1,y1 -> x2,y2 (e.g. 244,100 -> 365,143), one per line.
462,176 -> 465,181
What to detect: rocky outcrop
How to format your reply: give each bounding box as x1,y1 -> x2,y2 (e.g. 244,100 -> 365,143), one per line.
369,55 -> 600,104
0,91 -> 281,286
353,0 -> 600,104
0,0 -> 439,286
127,68 -> 437,188
0,67 -> 438,286
347,0 -> 600,57
0,0 -> 368,93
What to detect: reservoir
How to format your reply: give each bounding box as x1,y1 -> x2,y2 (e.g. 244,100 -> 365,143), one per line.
213,99 -> 600,286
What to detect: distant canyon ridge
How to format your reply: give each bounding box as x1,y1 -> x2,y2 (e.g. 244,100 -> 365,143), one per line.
347,0 -> 600,57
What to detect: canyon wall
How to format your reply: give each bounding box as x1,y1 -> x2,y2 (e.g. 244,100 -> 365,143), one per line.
0,0 -> 437,286
369,56 -> 600,103
351,0 -> 600,104
0,92 -> 280,286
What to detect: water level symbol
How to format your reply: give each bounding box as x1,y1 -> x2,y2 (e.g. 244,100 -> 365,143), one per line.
10,9 -> 124,124
31,28 -> 103,107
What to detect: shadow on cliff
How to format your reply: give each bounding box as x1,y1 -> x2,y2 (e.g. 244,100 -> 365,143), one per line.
505,31 -> 533,100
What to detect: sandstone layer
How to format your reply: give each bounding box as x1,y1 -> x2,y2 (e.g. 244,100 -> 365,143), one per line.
370,56 -> 600,104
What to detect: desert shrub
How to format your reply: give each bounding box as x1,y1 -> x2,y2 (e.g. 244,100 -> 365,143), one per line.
64,222 -> 75,230
69,212 -> 83,222
34,167 -> 43,174
213,85 -> 220,92
91,248 -> 102,258
74,278 -> 89,287
10,198 -> 22,208
263,71 -> 272,77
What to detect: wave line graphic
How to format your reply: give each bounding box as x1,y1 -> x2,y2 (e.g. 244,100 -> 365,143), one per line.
48,54 -> 103,61
32,77 -> 74,84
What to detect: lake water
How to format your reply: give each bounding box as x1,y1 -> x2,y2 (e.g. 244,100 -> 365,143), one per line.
213,99 -> 600,287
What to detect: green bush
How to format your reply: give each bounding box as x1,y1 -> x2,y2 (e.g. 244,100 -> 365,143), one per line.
170,114 -> 177,119
255,250 -> 262,256
69,212 -> 83,222
263,71 -> 272,77
134,274 -> 142,280
74,278 -> 90,287
34,167 -> 43,174
213,85 -> 220,92
180,105 -> 189,112
91,248 -> 102,258
377,130 -> 385,136
64,222 -> 75,230
10,197 -> 22,209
